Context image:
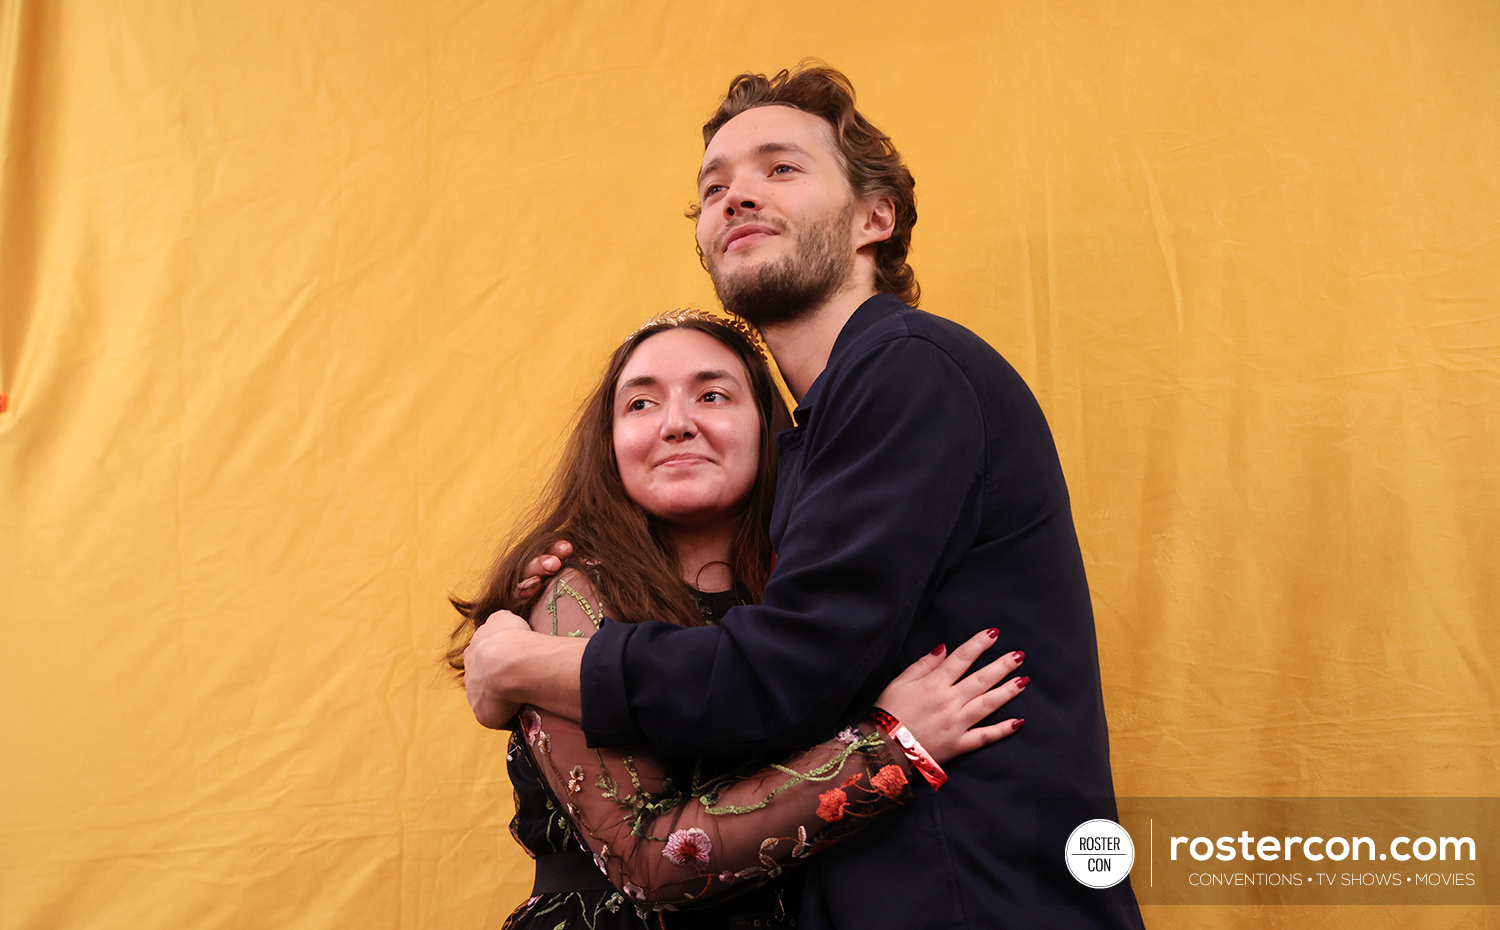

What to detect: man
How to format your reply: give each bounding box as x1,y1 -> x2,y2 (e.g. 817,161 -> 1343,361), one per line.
466,65 -> 1144,929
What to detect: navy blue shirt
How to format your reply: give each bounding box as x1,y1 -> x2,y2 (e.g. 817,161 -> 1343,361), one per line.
582,296 -> 1143,929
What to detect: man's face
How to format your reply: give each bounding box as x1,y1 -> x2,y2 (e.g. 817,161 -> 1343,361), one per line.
695,105 -> 863,326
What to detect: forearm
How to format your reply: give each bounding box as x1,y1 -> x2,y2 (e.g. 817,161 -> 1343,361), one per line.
509,633 -> 586,719
528,708 -> 912,909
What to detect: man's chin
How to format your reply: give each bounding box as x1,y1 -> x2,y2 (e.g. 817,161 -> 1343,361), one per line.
712,272 -> 815,327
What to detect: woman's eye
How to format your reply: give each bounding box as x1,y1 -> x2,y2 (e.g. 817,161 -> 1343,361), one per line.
772,164 -> 794,175
701,390 -> 728,403
628,398 -> 650,411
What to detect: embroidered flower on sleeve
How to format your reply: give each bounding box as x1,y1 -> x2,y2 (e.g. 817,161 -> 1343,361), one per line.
836,726 -> 860,745
518,707 -> 541,743
566,765 -> 586,795
662,827 -> 713,866
816,788 -> 848,822
792,825 -> 811,858
535,730 -> 551,755
870,764 -> 909,798
622,882 -> 646,903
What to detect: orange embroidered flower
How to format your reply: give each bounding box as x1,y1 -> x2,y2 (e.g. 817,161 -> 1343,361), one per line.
816,788 -> 849,822
870,764 -> 908,798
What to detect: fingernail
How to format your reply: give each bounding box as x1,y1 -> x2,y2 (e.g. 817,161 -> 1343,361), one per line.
1012,718 -> 1025,731
986,627 -> 999,638
1015,676 -> 1030,690
931,643 -> 946,656
1012,650 -> 1025,663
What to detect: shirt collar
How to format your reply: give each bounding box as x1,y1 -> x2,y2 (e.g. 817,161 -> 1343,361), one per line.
791,294 -> 906,423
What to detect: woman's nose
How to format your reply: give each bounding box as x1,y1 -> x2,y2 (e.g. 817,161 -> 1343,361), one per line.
661,395 -> 696,440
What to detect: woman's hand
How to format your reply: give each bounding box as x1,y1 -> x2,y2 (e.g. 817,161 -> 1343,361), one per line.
515,540 -> 573,596
873,629 -> 1027,764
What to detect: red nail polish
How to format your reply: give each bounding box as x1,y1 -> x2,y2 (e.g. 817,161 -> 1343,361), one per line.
1015,676 -> 1030,690
1012,651 -> 1025,663
931,643 -> 946,656
1012,718 -> 1025,731
985,627 -> 999,638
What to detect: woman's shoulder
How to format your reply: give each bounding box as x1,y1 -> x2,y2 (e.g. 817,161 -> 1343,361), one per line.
532,565 -> 609,636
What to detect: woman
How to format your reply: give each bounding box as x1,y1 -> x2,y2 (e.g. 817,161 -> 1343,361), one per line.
450,311 -> 1026,928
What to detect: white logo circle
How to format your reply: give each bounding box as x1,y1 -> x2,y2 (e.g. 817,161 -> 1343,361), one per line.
1065,819 -> 1135,889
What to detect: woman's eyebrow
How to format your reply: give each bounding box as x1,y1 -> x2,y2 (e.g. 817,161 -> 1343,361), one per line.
619,369 -> 740,392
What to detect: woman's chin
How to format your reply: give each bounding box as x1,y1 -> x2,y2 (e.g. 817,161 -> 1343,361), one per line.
647,500 -> 740,531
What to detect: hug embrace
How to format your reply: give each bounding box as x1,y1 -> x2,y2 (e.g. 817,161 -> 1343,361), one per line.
452,64 -> 1145,930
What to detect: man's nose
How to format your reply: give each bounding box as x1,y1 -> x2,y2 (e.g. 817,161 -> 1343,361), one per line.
722,175 -> 760,217
724,195 -> 758,217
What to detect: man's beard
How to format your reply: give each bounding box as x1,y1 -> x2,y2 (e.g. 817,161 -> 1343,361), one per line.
706,203 -> 856,327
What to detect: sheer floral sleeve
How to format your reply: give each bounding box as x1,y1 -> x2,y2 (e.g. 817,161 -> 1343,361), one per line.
516,569 -> 915,910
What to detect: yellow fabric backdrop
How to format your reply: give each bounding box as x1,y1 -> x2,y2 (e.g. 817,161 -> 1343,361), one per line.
2,1 -> 1496,927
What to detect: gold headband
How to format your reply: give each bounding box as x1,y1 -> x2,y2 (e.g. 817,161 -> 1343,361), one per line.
625,308 -> 770,364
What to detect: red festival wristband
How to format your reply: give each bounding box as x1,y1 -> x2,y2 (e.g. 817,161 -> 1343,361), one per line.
869,707 -> 948,790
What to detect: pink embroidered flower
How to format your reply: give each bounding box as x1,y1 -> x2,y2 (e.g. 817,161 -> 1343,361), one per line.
836,726 -> 860,745
870,764 -> 908,798
662,827 -> 712,866
518,707 -> 541,743
816,788 -> 848,822
718,870 -> 737,883
622,882 -> 646,902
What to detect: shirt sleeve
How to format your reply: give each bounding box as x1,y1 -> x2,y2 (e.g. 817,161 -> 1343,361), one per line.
582,335 -> 986,757
520,570 -> 915,910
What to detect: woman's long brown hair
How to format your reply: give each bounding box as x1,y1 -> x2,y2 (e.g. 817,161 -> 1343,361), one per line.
446,314 -> 791,672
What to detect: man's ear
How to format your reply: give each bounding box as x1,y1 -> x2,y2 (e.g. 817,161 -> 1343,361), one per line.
855,194 -> 896,249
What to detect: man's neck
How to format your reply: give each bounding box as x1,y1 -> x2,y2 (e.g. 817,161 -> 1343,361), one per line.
761,281 -> 878,402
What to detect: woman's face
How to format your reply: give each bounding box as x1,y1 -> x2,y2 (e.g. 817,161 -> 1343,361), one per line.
612,328 -> 762,528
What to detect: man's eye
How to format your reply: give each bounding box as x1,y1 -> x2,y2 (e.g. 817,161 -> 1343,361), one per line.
772,164 -> 795,175
704,183 -> 725,197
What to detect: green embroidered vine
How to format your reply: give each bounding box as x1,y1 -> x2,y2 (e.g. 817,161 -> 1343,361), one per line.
699,733 -> 884,815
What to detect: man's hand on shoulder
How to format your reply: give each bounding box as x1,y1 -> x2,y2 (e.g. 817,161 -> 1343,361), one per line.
464,610 -> 531,728
463,606 -> 588,726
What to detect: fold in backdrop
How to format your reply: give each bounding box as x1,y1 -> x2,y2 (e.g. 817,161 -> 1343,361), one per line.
1,1 -> 1496,928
